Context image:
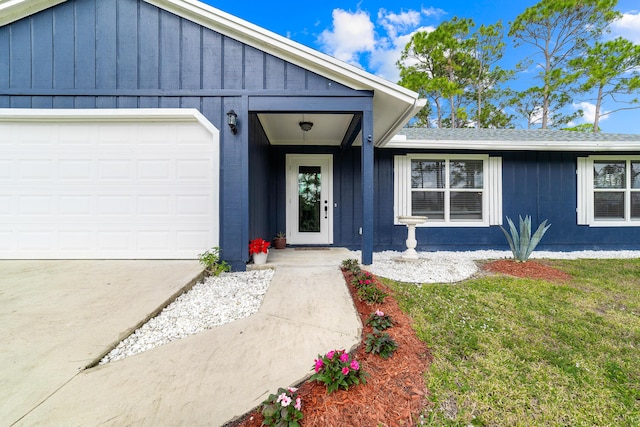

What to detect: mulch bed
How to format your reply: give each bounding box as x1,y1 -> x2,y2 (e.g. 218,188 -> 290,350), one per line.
227,269 -> 432,427
484,259 -> 572,282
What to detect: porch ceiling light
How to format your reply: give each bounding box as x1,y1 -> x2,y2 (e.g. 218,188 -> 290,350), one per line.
299,121 -> 313,132
226,110 -> 238,135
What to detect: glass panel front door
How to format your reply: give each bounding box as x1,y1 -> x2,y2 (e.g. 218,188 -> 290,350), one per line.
286,154 -> 333,245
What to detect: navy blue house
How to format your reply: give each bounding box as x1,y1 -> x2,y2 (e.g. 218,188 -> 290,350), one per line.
2,0 -> 640,269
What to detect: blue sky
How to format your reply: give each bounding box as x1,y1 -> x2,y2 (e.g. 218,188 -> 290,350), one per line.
206,1 -> 640,133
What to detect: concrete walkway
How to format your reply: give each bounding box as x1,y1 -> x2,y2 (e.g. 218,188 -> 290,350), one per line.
2,248 -> 361,426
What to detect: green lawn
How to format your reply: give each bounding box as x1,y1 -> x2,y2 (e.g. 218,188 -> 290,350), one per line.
385,259 -> 640,426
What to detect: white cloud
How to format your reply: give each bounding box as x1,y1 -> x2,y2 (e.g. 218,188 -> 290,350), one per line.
317,9 -> 376,65
611,11 -> 640,43
421,6 -> 446,19
316,7 -> 441,83
573,101 -> 609,124
370,25 -> 435,82
378,9 -> 421,39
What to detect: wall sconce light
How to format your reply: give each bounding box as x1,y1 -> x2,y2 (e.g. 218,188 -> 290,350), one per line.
226,110 -> 238,135
299,121 -> 313,132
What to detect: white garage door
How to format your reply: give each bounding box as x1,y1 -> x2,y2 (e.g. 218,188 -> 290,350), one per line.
0,109 -> 219,259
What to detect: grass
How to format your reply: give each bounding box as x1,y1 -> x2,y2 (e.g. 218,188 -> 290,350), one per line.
384,259 -> 640,426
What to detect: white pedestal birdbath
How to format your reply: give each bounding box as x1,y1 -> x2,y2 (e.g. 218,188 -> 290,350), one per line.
397,216 -> 428,260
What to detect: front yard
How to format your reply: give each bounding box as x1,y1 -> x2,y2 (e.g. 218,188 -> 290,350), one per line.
387,259 -> 640,426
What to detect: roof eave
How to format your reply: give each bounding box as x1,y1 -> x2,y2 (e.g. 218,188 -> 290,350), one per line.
385,139 -> 640,152
376,98 -> 427,147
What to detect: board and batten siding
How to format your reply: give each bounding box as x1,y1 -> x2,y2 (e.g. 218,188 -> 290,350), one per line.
375,149 -> 640,252
0,0 -> 361,267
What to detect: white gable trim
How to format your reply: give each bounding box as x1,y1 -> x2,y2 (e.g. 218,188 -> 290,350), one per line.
1,0 -> 426,146
0,0 -> 66,26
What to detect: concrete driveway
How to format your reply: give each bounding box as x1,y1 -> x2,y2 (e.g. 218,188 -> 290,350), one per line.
0,260 -> 203,425
0,249 -> 361,426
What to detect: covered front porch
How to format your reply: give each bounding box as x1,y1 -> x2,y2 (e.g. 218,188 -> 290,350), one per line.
244,99 -> 375,268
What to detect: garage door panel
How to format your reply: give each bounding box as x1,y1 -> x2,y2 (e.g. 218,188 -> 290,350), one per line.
0,112 -> 219,259
59,160 -> 93,179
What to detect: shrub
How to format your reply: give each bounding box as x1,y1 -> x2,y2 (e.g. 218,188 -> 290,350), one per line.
365,332 -> 398,359
197,247 -> 230,276
310,349 -> 368,394
351,270 -> 374,289
500,215 -> 551,262
366,309 -> 394,331
261,386 -> 303,426
357,284 -> 387,304
341,258 -> 360,273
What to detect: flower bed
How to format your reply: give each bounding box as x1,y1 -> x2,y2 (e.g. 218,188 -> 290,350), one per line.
228,265 -> 432,426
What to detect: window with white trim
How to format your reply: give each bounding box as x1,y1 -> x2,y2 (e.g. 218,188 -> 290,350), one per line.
577,156 -> 640,226
394,154 -> 502,227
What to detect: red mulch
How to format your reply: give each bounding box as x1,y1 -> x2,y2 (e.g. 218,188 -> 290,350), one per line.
227,259 -> 570,427
226,270 -> 432,427
484,259 -> 572,282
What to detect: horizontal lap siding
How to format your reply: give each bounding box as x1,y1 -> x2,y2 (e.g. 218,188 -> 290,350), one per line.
376,149 -> 640,252
0,0 -> 355,267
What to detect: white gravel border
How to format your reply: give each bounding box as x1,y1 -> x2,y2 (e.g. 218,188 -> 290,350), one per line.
99,269 -> 274,364
363,250 -> 640,284
100,249 -> 640,364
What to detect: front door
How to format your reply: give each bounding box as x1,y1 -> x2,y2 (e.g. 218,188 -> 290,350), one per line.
286,154 -> 333,245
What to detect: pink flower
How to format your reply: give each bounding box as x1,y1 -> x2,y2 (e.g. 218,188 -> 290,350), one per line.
314,358 -> 324,372
350,359 -> 360,371
375,309 -> 384,317
294,397 -> 302,411
288,387 -> 298,393
341,366 -> 350,375
276,392 -> 286,403
339,352 -> 349,363
365,279 -> 371,284
280,395 -> 292,407
326,350 -> 335,359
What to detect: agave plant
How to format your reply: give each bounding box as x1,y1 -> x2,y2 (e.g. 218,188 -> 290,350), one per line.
500,215 -> 551,262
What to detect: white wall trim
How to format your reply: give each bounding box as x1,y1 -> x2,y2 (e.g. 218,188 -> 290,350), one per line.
0,108 -> 218,135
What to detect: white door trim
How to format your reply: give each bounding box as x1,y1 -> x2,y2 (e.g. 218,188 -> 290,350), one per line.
286,154 -> 333,245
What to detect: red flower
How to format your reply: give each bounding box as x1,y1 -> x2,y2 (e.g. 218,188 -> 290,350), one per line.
248,238 -> 270,255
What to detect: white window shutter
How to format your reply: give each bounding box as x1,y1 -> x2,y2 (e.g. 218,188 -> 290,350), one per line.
488,156 -> 503,225
576,157 -> 589,225
394,155 -> 410,224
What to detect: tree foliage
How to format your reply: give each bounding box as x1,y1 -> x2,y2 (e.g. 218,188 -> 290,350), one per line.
396,0 -> 638,132
568,37 -> 640,131
508,0 -> 620,128
398,18 -> 512,128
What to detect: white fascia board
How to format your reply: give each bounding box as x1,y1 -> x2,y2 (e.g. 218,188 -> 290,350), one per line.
0,108 -> 219,136
0,0 -> 67,26
385,138 -> 640,152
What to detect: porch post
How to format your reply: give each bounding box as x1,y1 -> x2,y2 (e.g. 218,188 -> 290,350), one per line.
361,107 -> 374,265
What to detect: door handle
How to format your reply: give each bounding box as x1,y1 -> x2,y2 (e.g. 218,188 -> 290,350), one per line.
324,200 -> 328,219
